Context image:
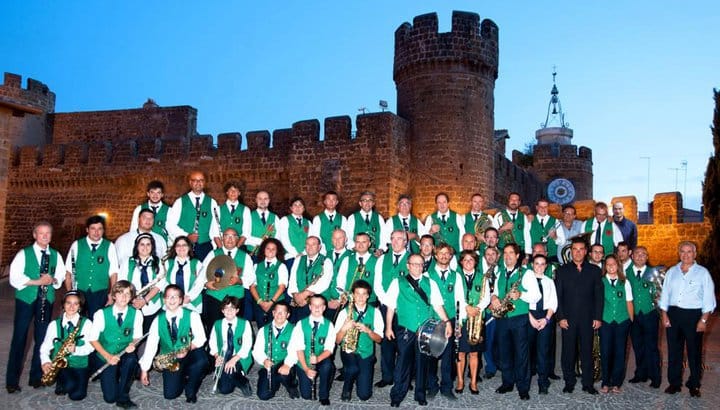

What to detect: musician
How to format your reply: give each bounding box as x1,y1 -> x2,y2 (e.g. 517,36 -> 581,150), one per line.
589,244 -> 605,268
626,246 -> 661,388
164,236 -> 204,313
40,291 -> 93,400
345,191 -> 385,255
381,194 -> 427,254
250,238 -> 289,327
616,241 -> 632,272
555,237 -> 603,395
213,180 -> 252,250
492,192 -> 530,255
201,227 -> 256,336
89,280 -> 143,407
425,192 -> 465,254
139,285 -> 208,403
525,242 -> 557,278
481,246 -> 500,379
115,209 -> 168,266
426,243 -> 464,400
598,254 -> 633,393
529,198 -> 565,264
288,295 -> 338,405
460,232 -> 480,257
660,241 -> 715,398
526,242 -> 560,380
166,170 -> 221,261
463,193 -> 489,243
287,236 -> 333,323
372,230 -> 408,388
129,180 -> 170,245
336,232 -> 378,307
65,215 -> 119,318
245,190 -> 278,257
118,233 -> 164,333
527,254 -> 558,395
335,280 -> 383,401
252,301 -> 300,400
6,221 -> 66,393
478,227 -> 502,266
309,191 -> 348,255
208,296 -> 252,396
583,202 -> 622,256
419,234 -> 436,273
612,202 -> 637,250
456,250 -> 491,395
275,196 -> 311,266
557,205 -> 584,263
385,253 -> 454,407
324,229 -> 352,320
490,243 -> 541,401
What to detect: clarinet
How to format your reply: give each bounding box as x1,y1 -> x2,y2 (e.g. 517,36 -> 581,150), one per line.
454,300 -> 461,362
311,325 -> 318,400
213,207 -> 222,230
39,252 -> 50,323
70,249 -> 77,291
267,325 -> 273,388
193,202 -> 201,235
264,281 -> 272,322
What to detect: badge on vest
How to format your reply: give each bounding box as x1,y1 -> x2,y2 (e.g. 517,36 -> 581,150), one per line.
236,337 -> 243,346
605,229 -> 611,236
447,226 -> 454,233
475,284 -> 481,292
202,211 -> 208,218
642,282 -> 649,289
234,217 -> 242,224
616,290 -> 623,298
97,256 -> 105,264
123,328 -> 132,337
447,284 -> 454,292
157,221 -> 165,227
371,226 -> 377,232
318,337 -> 326,345
269,272 -> 275,280
280,341 -> 288,349
180,335 -> 189,345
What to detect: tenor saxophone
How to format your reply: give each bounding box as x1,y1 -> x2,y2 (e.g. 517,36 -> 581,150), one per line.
341,294 -> 359,353
41,323 -> 83,386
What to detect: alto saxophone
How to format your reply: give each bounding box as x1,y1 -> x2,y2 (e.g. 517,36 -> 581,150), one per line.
41,322 -> 83,386
468,265 -> 493,344
491,275 -> 521,318
153,329 -> 193,372
341,295 -> 359,353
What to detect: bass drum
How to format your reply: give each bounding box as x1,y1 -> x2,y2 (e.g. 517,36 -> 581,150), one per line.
416,318 -> 448,358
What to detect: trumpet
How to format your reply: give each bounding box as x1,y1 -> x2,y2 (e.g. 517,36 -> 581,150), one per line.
213,350 -> 224,394
136,271 -> 165,302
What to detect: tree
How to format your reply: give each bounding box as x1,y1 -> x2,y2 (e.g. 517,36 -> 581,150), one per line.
699,89 -> 720,290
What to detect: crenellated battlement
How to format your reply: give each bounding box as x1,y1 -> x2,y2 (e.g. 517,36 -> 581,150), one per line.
0,72 -> 56,114
393,11 -> 498,83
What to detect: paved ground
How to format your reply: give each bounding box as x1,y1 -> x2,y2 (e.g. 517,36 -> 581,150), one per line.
0,278 -> 716,409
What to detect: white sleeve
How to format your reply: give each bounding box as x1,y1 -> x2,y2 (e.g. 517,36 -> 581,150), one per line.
106,241 -> 120,275
208,199 -> 221,245
240,206 -> 253,239
345,216 -> 356,242
523,216 -> 533,255
129,205 -> 142,232
238,321 -> 253,360
624,280 -> 634,302
323,322 -> 337,353
139,316 -> 160,371
307,259 -> 333,294
612,222 -> 624,246
208,322 -> 219,356
308,215 -> 322,239
241,254 -> 255,290
166,197 -> 188,242
453,272 -> 466,319
384,279 -> 399,310
544,278 -> 558,313
9,250 -> 29,290
52,252 -> 66,289
39,322 -> 58,364
186,261 -> 205,301
286,325 -> 305,366
335,258 -> 349,291
380,219 -> 393,252
252,327 -> 267,365
277,263 -> 289,288
429,279 -> 444,308
478,276 -> 491,310
190,311 -> 207,347
373,256 -> 386,304
75,319 -> 96,356
554,220 -> 566,246
416,217 -> 429,237
88,310 -> 105,342
371,308 -> 384,338
287,259 -> 300,294
520,270 -> 541,305
64,241 -> 79,274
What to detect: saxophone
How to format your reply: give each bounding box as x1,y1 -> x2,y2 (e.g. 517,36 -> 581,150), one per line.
468,265 -> 492,344
341,294 -> 359,353
41,322 -> 83,385
153,329 -> 193,372
491,274 -> 521,318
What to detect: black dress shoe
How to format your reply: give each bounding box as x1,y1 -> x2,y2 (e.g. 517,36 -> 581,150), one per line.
519,392 -> 530,400
335,373 -> 345,381
375,379 -> 393,388
562,384 -> 574,393
455,386 -> 464,394
664,385 -> 681,394
582,386 -> 599,395
649,380 -> 661,389
427,388 -> 438,398
6,385 -> 21,394
484,372 -> 495,379
55,386 -> 66,395
319,398 -> 330,405
341,391 -> 351,401
441,390 -> 457,400
539,386 -> 549,394
548,373 -> 561,380
117,401 -> 137,409
390,401 -> 400,407
628,376 -> 646,384
470,386 -> 479,395
287,386 -> 300,399
416,399 -> 428,406
689,387 -> 701,398
495,384 -> 513,394
185,396 -> 197,403
239,381 -> 252,397
29,380 -> 42,388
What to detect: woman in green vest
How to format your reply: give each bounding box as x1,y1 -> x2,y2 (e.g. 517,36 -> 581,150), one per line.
599,254 -> 634,394
250,238 -> 289,328
164,236 -> 204,314
118,233 -> 163,333
40,291 -> 93,400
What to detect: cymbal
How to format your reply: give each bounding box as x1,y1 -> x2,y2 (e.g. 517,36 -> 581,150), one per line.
205,254 -> 236,290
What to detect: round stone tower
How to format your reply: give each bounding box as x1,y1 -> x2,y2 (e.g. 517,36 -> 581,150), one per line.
393,11 -> 498,215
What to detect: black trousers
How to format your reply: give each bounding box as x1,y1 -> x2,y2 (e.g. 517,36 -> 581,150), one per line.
561,318 -> 594,388
160,348 -> 208,400
378,304 -> 399,383
6,297 -> 52,387
496,315 -> 530,393
98,351 -> 138,404
390,326 -> 428,404
257,364 -> 297,400
630,309 -> 661,383
297,358 -> 335,400
599,320 -> 630,387
340,352 -> 375,400
666,306 -> 704,389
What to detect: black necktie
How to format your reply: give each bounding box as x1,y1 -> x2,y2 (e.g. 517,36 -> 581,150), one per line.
66,321 -> 75,334
151,205 -> 158,214
176,262 -> 186,293
230,204 -> 236,214
423,259 -> 430,272
275,326 -> 282,338
440,269 -> 447,281
335,252 -> 340,262
473,213 -> 479,221
358,256 -> 364,267
225,323 -> 234,360
267,261 -> 272,269
536,277 -> 544,312
140,263 -> 149,287
296,217 -> 302,226
595,222 -> 602,245
402,218 -> 409,231
441,214 -> 446,224
611,278 -> 617,287
329,214 -> 334,223
637,270 -> 642,280
365,214 -> 370,225
91,243 -> 98,253
117,312 -> 123,326
393,254 -> 400,267
195,197 -> 201,210
40,249 -> 48,274
312,321 -> 319,353
308,259 -> 314,269
261,212 -> 266,225
170,316 -> 178,341
511,213 -> 516,222
540,218 -> 545,229
227,250 -> 232,257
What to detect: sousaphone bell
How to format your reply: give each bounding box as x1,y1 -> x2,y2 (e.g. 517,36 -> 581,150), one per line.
205,254 -> 237,290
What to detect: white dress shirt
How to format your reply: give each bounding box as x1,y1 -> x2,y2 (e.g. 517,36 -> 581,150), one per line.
40,313 -> 95,364
9,243 -> 66,291
139,307 -> 207,371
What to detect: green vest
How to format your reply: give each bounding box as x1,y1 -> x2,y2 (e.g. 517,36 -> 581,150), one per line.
602,277 -> 630,323
178,194 -> 213,243
206,248 -> 247,301
213,318 -> 252,372
428,267 -> 459,319
499,210 -> 525,250
318,212 -> 343,254
126,259 -> 161,304
430,211 -> 461,253
157,309 -> 193,355
140,202 -> 169,241
294,254 -> 327,292
300,317 -> 331,364
287,216 -> 310,254
343,254 -> 377,304
74,238 -> 111,291
255,260 -> 284,301
322,249 -> 352,300
16,247 -> 59,304
396,276 -> 434,332
352,211 -> 382,251
97,307 -> 138,362
248,210 -> 277,253
584,219 -> 615,255
264,323 -> 294,364
52,317 -> 88,368
379,252 -> 408,293
391,215 -> 420,253
219,202 -> 247,234
529,216 -> 558,256
464,212 -> 479,237
165,258 -> 201,308
626,265 -> 655,314
461,271 -> 485,323
496,266 -> 529,318
340,305 -> 377,359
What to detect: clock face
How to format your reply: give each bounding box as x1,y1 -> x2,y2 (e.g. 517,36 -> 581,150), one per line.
547,178 -> 576,205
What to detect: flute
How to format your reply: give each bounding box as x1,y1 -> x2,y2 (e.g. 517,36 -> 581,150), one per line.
91,332 -> 150,381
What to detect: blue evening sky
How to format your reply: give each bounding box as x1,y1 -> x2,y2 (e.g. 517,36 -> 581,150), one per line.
2,1 -> 718,211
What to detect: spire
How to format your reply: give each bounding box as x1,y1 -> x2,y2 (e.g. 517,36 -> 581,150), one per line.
542,67 -> 568,129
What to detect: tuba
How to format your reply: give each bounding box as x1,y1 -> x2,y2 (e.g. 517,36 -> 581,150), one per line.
42,323 -> 83,386
467,265 -> 493,344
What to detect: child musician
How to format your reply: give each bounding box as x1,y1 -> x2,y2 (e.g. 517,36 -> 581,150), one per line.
208,296 -> 253,396
252,301 -> 300,400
